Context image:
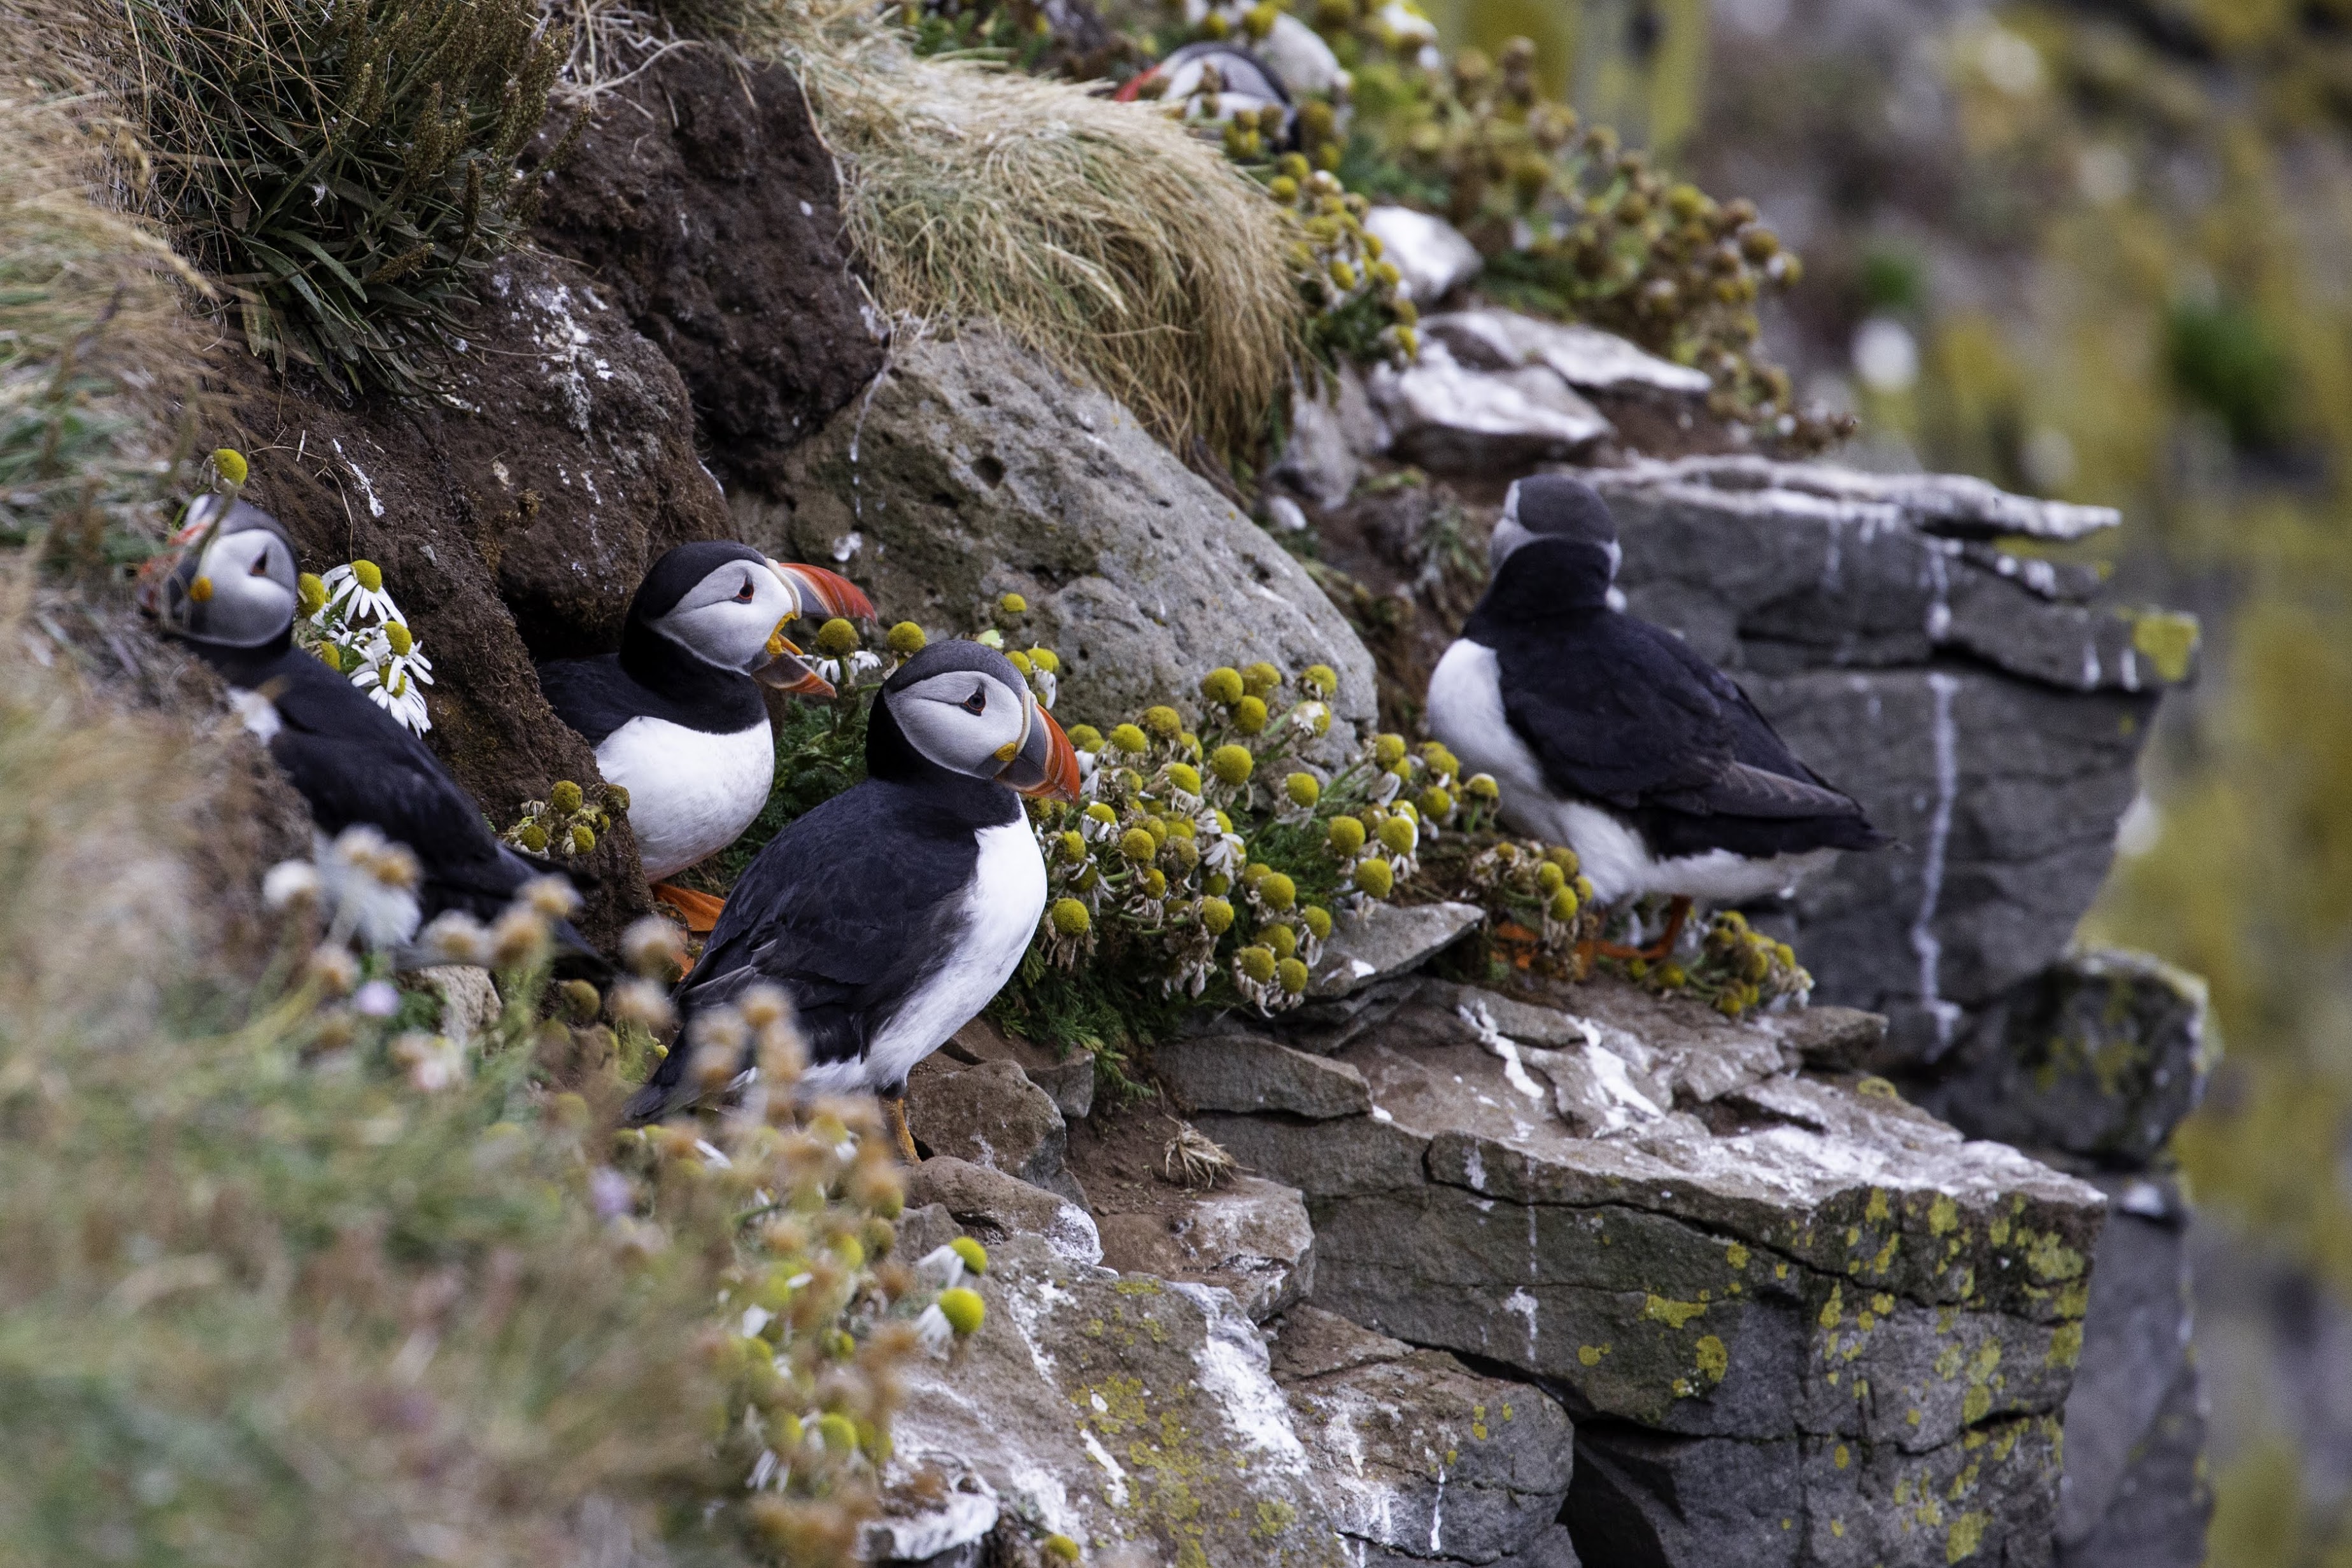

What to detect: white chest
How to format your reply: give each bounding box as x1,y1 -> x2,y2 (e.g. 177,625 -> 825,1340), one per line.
595,716 -> 774,880
851,819 -> 1047,1095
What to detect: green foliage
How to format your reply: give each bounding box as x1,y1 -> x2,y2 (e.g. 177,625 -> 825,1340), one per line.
132,0 -> 570,395
2165,295 -> 2296,452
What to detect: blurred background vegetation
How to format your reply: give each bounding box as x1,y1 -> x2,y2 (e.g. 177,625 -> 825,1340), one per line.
1417,0 -> 2352,1560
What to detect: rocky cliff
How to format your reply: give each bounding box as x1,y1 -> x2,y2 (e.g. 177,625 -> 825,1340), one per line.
127,49 -> 2213,1568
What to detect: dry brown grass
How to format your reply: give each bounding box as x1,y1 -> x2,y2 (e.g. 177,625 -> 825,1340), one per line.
0,4 -> 211,566
670,0 -> 1304,461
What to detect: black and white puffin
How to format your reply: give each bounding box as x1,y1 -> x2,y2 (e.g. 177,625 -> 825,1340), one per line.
151,495 -> 595,961
535,543 -> 873,914
625,641 -> 1083,1154
1426,475 -> 1885,954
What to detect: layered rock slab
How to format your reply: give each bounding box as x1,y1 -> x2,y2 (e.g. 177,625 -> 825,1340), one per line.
1273,1305 -> 1578,1565
741,330 -> 1378,740
532,49 -> 882,497
1198,977 -> 2103,1567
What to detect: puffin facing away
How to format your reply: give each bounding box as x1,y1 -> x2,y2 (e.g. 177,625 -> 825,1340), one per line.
536,543 -> 873,917
1427,475 -> 1885,955
626,641 -> 1083,1156
153,496 -> 597,963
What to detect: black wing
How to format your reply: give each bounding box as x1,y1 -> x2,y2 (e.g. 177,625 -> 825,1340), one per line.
256,652 -> 541,919
536,654 -> 637,747
630,780 -> 980,1118
1491,614 -> 1734,808
1490,614 -> 1883,859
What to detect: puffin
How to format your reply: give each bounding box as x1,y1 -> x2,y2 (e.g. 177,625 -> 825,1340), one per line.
150,495 -> 599,965
1426,474 -> 1885,957
535,542 -> 873,925
1114,41 -> 1294,140
625,640 -> 1083,1155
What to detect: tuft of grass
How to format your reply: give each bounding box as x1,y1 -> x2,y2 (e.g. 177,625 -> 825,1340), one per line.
0,74 -> 208,573
669,0 -> 1304,463
127,0 -> 571,396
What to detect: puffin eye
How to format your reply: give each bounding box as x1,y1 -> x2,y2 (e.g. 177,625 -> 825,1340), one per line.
734,576 -> 756,602
960,687 -> 988,716
248,549 -> 273,577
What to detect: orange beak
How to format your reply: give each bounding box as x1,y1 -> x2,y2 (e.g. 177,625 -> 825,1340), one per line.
753,651 -> 835,697
1007,704 -> 1083,801
771,560 -> 876,623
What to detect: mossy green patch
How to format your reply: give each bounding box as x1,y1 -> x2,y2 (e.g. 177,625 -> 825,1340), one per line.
1644,1295 -> 1708,1329
1694,1334 -> 1729,1383
2130,611 -> 2200,682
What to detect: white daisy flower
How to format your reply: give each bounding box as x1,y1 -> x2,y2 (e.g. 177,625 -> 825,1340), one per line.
316,826 -> 423,950
318,560 -> 406,628
914,1303 -> 956,1356
351,624 -> 436,735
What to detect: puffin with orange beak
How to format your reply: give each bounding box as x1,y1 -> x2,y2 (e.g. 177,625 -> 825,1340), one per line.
536,542 -> 874,924
625,640 -> 1082,1157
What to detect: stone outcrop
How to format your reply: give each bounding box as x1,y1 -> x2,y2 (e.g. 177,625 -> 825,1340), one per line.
884,1234 -> 1354,1565
531,48 -> 884,498
737,329 -> 1379,740
1199,975 -> 2102,1568
1913,949 -> 2211,1169
2051,1174 -> 2207,1567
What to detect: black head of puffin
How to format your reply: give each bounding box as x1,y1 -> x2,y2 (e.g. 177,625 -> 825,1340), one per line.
1488,476 -> 1624,610
148,495 -> 301,651
876,640 -> 1081,800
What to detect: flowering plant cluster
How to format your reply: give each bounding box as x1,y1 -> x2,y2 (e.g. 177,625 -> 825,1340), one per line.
258,834 -> 967,1557
598,926 -> 988,1547
1623,907 -> 1813,1017
292,556 -> 436,735
501,777 -> 630,860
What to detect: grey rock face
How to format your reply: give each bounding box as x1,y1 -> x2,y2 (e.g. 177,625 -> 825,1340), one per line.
1364,206 -> 1485,302
1095,1174 -> 1319,1320
1154,1033 -> 1373,1119
1589,458 -> 2192,1063
1273,368 -> 1389,509
1200,976 -> 2101,1567
2054,1176 -> 2209,1567
907,1055 -> 1082,1205
1371,343 -> 1613,472
1309,900 -> 1487,999
1424,310 -> 1714,397
886,1236 -> 1353,1564
1916,949 -> 2213,1168
1274,1306 -> 1578,1564
903,1156 -> 1102,1266
1568,1415 -> 2063,1568
1594,456 -> 2122,542
739,330 -> 1378,739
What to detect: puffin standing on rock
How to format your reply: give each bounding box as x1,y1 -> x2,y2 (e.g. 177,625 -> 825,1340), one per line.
536,542 -> 873,926
625,641 -> 1082,1157
1427,475 -> 1885,958
151,495 -> 597,962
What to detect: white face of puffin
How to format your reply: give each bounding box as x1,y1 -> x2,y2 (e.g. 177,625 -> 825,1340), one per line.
651,558 -> 800,673
891,667 -> 1038,779
186,521 -> 299,648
